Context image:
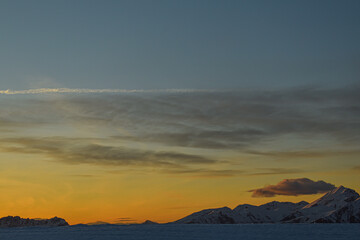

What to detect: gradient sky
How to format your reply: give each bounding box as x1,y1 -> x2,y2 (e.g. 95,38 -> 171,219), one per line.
0,0 -> 359,224
1,0 -> 360,90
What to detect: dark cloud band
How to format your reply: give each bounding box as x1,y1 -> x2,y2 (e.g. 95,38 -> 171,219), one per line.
0,137 -> 215,168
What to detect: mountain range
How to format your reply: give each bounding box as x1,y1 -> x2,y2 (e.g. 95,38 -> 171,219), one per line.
1,186 -> 359,227
173,186 -> 360,224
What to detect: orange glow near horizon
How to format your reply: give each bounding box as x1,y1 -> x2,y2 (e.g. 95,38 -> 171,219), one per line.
1,150 -> 359,225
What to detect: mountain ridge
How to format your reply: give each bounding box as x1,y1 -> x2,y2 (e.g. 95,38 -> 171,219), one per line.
2,186 -> 358,226
173,186 -> 360,224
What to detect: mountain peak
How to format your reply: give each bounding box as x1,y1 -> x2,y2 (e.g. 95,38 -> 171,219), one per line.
303,186 -> 359,209
325,185 -> 358,199
296,201 -> 309,206
142,220 -> 158,225
332,185 -> 346,193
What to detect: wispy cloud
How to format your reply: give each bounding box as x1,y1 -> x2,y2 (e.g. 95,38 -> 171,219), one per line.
249,178 -> 336,197
113,128 -> 267,150
246,150 -> 360,159
0,137 -> 216,168
102,86 -> 360,151
1,86 -> 359,176
352,166 -> 360,172
163,167 -> 302,178
0,88 -> 214,95
114,217 -> 138,224
163,169 -> 246,178
0,136 -> 304,177
246,168 -> 303,176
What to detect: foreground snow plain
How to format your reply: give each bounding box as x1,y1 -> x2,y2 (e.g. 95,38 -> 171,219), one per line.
1,224 -> 359,240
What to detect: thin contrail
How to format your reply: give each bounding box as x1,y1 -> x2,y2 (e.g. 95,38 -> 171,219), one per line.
0,88 -> 216,95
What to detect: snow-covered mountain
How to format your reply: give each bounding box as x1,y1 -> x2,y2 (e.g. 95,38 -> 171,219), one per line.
283,186 -> 360,223
233,201 -> 308,223
173,186 -> 360,224
173,207 -> 236,224
0,216 -> 68,227
173,202 -> 307,224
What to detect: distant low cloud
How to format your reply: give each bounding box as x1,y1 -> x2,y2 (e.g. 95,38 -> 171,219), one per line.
250,178 -> 335,197
115,217 -> 137,224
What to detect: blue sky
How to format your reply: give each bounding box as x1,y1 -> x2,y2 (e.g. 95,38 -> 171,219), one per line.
1,0 -> 359,90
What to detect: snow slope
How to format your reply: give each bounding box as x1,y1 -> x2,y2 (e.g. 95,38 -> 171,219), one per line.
283,186 -> 360,223
173,202 -> 308,224
233,201 -> 308,223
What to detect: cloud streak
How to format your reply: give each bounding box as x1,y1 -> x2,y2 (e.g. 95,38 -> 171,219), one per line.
0,137 -> 216,168
0,88 -> 214,95
246,149 -> 360,159
163,167 -> 302,178
0,136 -> 304,177
250,178 -> 336,197
352,166 -> 360,172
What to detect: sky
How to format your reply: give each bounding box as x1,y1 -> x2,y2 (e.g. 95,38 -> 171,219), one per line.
0,0 -> 359,224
